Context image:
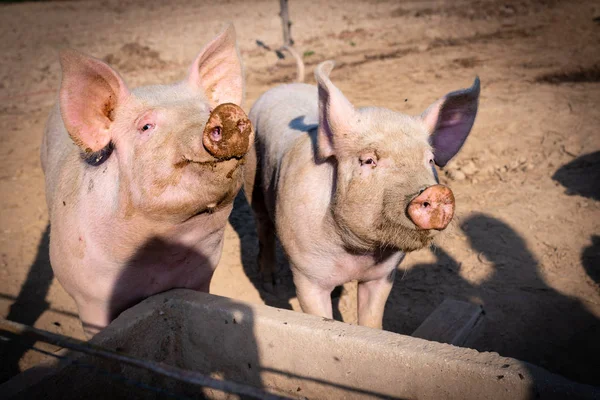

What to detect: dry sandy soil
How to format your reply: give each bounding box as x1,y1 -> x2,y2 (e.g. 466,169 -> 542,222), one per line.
1,0 -> 599,389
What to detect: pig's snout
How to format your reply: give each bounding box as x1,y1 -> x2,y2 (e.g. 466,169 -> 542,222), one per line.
203,103 -> 253,160
407,184 -> 455,230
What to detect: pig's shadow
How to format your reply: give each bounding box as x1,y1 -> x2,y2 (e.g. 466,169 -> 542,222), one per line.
0,224 -> 54,384
229,193 -> 294,311
552,151 -> 600,286
384,213 -> 600,386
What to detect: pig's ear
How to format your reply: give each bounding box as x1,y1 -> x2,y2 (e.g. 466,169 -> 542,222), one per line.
421,77 -> 480,167
188,24 -> 244,107
315,60 -> 357,160
59,49 -> 129,153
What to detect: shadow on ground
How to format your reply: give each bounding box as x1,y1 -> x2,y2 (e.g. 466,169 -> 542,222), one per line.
552,151 -> 600,201
383,213 -> 600,386
0,225 -> 54,384
553,151 -> 600,287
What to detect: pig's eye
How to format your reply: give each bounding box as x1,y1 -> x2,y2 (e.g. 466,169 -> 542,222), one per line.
140,123 -> 155,132
359,154 -> 377,167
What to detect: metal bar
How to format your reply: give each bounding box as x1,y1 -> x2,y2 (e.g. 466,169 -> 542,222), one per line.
0,318 -> 292,400
30,346 -> 192,400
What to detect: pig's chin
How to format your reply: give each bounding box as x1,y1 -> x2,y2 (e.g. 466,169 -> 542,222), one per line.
379,225 -> 436,253
373,215 -> 439,253
337,219 -> 436,254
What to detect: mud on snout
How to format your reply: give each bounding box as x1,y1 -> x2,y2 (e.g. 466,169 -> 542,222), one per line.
203,103 -> 254,161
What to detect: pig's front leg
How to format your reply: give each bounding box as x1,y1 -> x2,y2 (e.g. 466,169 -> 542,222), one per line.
357,271 -> 396,329
293,271 -> 334,319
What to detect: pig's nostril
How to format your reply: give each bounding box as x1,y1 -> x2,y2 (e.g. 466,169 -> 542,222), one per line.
423,201 -> 430,208
210,126 -> 222,142
237,120 -> 249,133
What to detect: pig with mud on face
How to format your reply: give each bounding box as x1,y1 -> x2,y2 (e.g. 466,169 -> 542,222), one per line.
41,25 -> 254,337
244,61 -> 479,328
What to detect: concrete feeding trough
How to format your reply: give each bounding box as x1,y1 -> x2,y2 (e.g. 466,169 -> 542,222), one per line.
2,289 -> 598,399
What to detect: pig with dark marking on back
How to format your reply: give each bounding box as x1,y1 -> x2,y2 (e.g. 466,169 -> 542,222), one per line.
41,25 -> 254,337
244,61 -> 479,328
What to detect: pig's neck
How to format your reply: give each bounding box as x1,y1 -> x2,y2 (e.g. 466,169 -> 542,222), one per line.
322,206 -> 401,256
326,209 -> 375,253
97,202 -> 232,269
119,205 -> 229,263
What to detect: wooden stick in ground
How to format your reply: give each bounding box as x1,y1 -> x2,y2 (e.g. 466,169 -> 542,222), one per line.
279,0 -> 292,46
279,1 -> 304,82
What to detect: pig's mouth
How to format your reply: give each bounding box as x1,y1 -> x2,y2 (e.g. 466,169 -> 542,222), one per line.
335,211 -> 436,254
177,156 -> 245,179
375,211 -> 438,253
176,155 -> 241,167
176,157 -> 220,167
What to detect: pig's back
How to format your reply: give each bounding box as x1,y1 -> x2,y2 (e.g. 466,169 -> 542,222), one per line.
249,83 -> 319,215
250,83 -> 318,156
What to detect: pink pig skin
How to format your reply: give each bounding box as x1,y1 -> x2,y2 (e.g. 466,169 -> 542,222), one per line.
244,61 -> 479,328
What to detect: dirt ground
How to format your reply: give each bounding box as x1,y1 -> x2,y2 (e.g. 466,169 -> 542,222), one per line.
1,0 -> 599,389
